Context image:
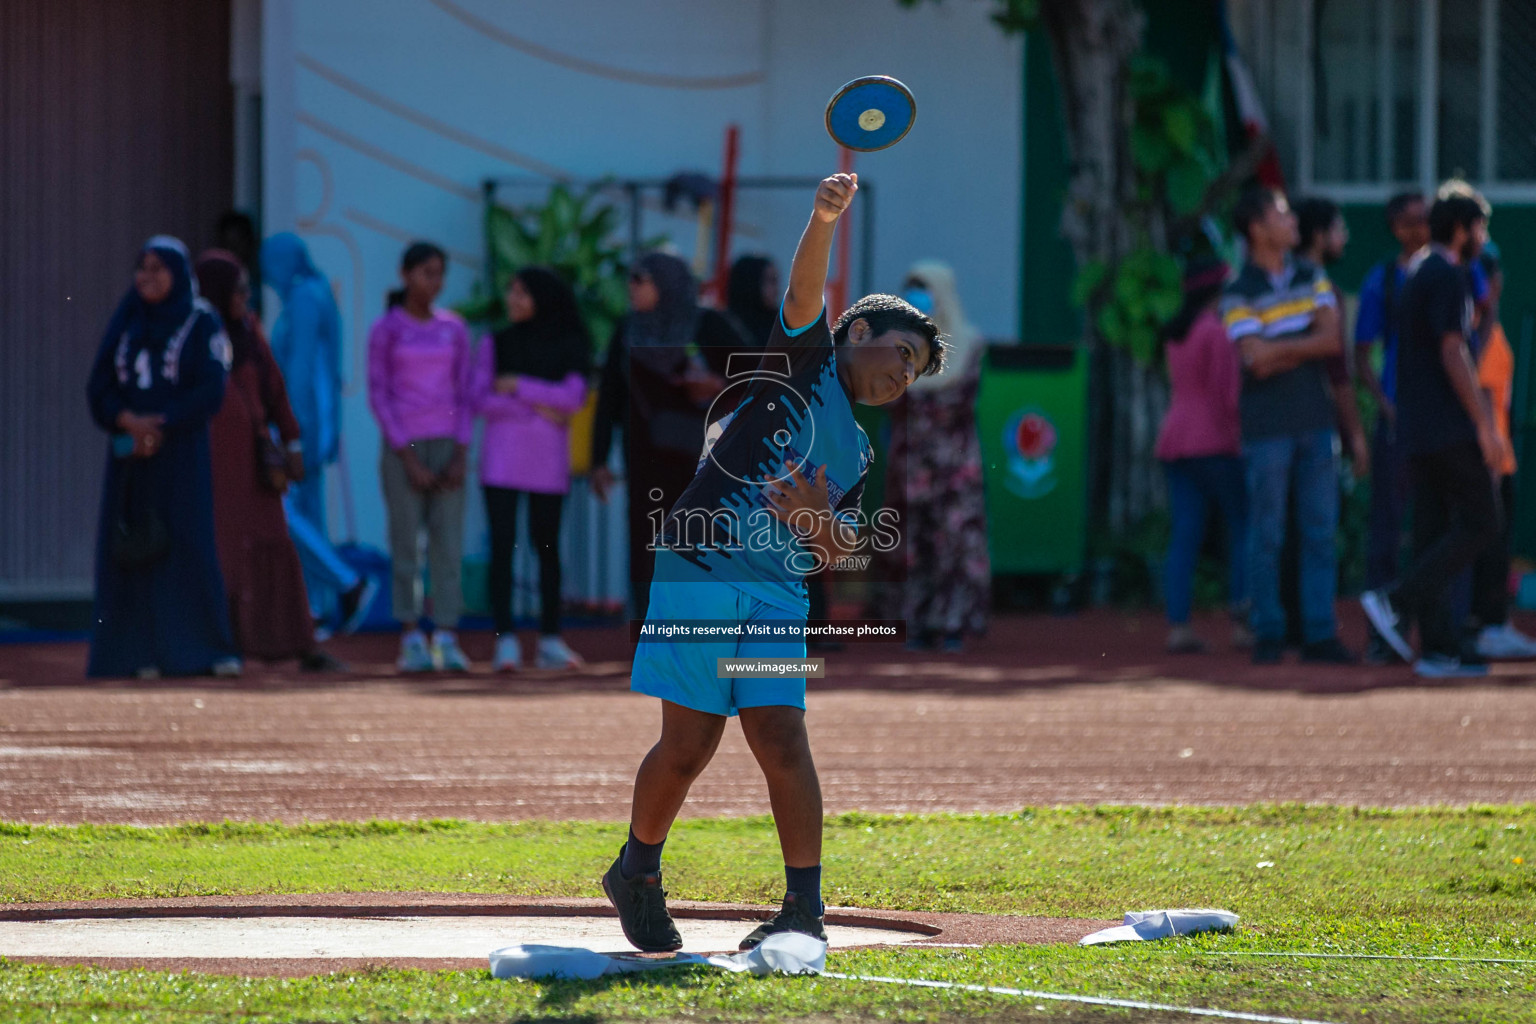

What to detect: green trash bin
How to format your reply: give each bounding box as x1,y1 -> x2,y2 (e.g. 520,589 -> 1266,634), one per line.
977,345 -> 1088,576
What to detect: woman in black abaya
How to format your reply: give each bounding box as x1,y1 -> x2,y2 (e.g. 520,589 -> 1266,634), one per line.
86,236 -> 240,678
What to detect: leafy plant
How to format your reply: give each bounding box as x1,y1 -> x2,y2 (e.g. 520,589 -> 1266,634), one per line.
1127,55 -> 1223,216
1073,247 -> 1182,363
456,183 -> 642,351
895,0 -> 1039,32
1070,53 -> 1225,364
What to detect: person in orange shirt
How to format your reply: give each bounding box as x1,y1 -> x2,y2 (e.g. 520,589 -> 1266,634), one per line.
1470,248 -> 1536,658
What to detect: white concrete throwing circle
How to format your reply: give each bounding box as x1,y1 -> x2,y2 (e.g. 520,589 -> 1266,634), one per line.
0,915 -> 919,959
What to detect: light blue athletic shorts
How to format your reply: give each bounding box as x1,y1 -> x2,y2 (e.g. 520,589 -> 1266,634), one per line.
632,564 -> 809,717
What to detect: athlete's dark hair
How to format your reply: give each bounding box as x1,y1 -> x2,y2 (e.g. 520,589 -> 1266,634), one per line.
832,293 -> 945,377
387,241 -> 448,310
1385,192 -> 1424,229
1232,186 -> 1284,242
1429,194 -> 1487,245
1294,197 -> 1341,253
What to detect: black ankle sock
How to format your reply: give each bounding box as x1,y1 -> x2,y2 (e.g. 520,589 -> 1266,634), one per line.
785,864 -> 823,914
620,828 -> 665,879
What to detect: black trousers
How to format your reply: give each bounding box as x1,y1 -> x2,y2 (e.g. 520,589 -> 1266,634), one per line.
483,486 -> 565,636
623,448 -> 699,623
1393,441 -> 1503,658
1470,474 -> 1516,629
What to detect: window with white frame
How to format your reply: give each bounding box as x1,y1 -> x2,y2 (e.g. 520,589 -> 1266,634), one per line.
1231,0 -> 1536,200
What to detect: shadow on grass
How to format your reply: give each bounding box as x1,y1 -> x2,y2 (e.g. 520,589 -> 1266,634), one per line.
531,963 -> 722,1015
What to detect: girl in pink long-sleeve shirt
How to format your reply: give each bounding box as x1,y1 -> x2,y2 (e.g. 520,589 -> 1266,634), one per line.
1154,259 -> 1250,655
367,241 -> 475,674
474,267 -> 592,672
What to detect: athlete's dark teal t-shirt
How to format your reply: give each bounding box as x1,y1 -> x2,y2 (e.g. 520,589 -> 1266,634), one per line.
657,306 -> 873,612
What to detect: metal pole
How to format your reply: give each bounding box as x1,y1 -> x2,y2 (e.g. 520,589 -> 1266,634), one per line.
860,179 -> 874,299
710,124 -> 741,304
831,147 -> 855,317
626,181 -> 642,261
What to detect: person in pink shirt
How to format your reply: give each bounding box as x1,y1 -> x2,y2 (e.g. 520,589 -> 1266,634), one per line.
1155,258 -> 1250,654
474,267 -> 592,672
367,241 -> 475,673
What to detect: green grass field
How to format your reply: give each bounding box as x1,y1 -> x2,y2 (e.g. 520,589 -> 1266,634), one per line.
2,806 -> 1534,1022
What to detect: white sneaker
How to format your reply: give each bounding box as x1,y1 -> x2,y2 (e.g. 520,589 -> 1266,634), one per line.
493,634 -> 522,672
1475,623 -> 1536,660
211,657 -> 243,679
1414,654 -> 1490,679
1361,589 -> 1415,662
536,635 -> 585,670
432,630 -> 471,672
397,630 -> 434,673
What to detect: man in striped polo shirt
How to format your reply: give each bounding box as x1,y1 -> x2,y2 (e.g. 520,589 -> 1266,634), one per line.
1220,186 -> 1356,665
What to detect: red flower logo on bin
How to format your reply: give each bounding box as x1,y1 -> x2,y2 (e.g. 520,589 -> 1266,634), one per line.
1015,413 -> 1057,461
1004,408 -> 1059,500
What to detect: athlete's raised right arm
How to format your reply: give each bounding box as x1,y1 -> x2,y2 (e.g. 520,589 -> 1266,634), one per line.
782,173 -> 857,331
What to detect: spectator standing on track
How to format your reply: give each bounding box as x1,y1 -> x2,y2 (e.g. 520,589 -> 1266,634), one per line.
726,254 -> 781,348
259,232 -> 375,634
368,241 -> 475,673
197,250 -> 345,672
886,261 -> 989,651
86,237 -> 240,679
1361,190 -> 1507,678
1155,258 -> 1250,654
214,211 -> 260,311
589,252 -> 740,621
1221,187 -> 1355,665
1466,249 -> 1536,659
1294,198 -> 1370,478
1354,193 -> 1430,663
474,267 -> 592,673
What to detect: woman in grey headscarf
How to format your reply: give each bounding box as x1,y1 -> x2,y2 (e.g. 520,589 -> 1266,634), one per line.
590,252 -> 746,619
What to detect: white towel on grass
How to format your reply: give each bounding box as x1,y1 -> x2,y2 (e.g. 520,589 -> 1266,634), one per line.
1079,908 -> 1239,945
490,931 -> 827,980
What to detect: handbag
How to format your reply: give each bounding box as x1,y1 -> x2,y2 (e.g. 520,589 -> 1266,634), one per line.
254,430 -> 289,493
110,459 -> 171,570
236,379 -> 289,493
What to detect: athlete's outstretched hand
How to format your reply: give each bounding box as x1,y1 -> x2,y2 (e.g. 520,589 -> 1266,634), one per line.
763,462 -> 831,528
813,173 -> 858,224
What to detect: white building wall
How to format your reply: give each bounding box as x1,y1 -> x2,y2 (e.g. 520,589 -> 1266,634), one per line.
262,0 -> 1021,570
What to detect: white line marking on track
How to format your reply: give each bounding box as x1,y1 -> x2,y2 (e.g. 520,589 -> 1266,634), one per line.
822,972 -> 1345,1024
1206,951 -> 1536,966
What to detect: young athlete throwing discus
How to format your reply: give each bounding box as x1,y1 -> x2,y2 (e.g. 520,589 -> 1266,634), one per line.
602,172 -> 946,951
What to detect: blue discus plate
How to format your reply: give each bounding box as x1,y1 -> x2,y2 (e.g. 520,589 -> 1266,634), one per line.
825,76 -> 916,152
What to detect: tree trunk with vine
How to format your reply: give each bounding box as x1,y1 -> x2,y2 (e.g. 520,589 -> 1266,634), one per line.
1038,0 -> 1168,540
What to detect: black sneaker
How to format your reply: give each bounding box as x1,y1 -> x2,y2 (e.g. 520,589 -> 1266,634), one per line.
1300,637 -> 1358,664
1251,636 -> 1285,665
601,851 -> 682,952
1363,631 -> 1404,665
739,891 -> 826,950
299,650 -> 348,672
337,577 -> 380,636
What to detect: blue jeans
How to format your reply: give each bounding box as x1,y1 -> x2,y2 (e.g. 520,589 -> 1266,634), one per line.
1163,456 -> 1249,624
1245,429 -> 1339,644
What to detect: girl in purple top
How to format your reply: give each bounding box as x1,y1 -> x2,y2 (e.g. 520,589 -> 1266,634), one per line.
474,267 -> 592,671
367,242 -> 475,673
1154,258 -> 1250,655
